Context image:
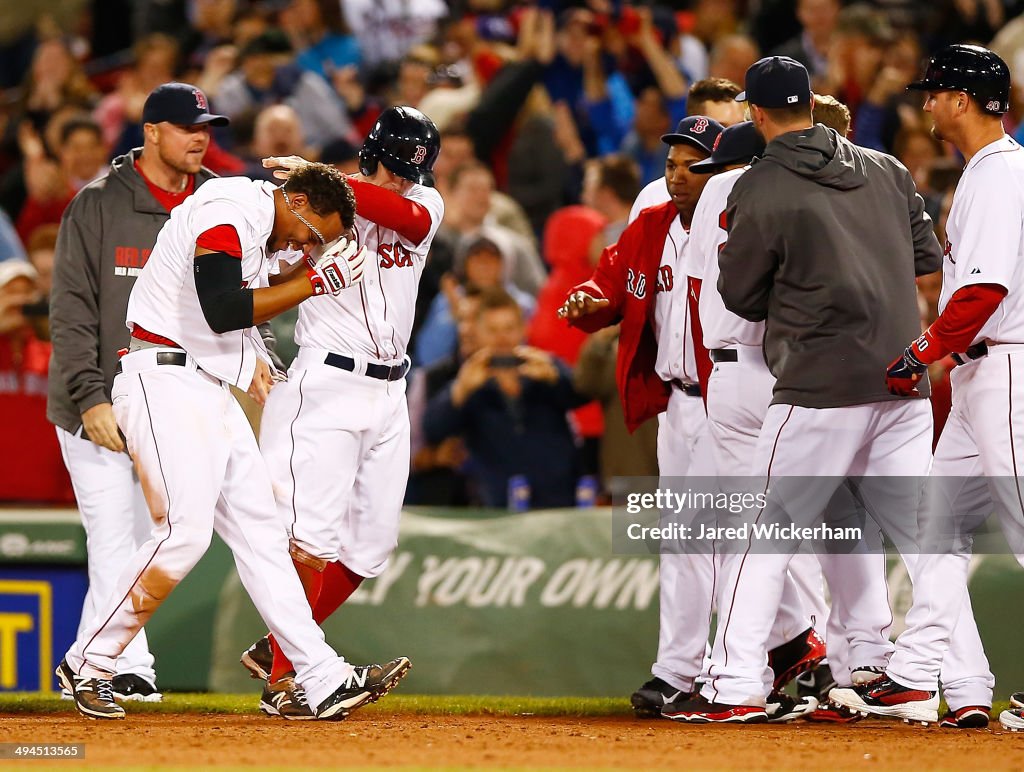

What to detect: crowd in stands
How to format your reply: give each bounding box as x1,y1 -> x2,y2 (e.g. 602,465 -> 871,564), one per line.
2,0 -> 1023,508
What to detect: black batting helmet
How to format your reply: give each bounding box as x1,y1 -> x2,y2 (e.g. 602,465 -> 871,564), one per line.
907,44 -> 1010,115
358,106 -> 441,187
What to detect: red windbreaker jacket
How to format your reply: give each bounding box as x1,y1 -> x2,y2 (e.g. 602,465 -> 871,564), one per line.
566,202 -> 708,432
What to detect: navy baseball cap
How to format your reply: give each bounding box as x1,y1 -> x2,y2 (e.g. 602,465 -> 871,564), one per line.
142,83 -> 229,127
690,121 -> 766,174
736,56 -> 812,108
660,116 -> 724,154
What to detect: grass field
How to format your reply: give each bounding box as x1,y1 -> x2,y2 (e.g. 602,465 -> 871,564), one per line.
0,692 -> 1011,717
0,692 -> 630,717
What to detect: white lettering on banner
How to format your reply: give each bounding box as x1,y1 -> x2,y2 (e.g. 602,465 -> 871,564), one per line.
414,556 -> 547,608
539,559 -> 655,608
396,553 -> 661,610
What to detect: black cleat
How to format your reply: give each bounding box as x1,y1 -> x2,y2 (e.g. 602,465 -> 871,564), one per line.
260,677 -> 316,720
630,677 -> 691,718
766,691 -> 818,723
112,674 -> 162,702
938,706 -> 990,728
796,663 -> 837,701
315,657 -> 411,721
241,636 -> 273,681
662,693 -> 768,724
56,659 -> 126,720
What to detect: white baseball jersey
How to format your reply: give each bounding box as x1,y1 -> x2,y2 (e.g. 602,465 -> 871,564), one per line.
629,177 -> 671,223
939,134 -> 1024,345
686,167 -> 765,350
627,177 -> 698,383
294,182 -> 444,363
126,177 -> 275,389
653,219 -> 698,383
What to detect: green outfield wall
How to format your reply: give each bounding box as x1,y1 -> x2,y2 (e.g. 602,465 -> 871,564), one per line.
2,507 -> 1023,697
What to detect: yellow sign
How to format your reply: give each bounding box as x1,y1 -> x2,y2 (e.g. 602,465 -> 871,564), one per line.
0,581 -> 52,692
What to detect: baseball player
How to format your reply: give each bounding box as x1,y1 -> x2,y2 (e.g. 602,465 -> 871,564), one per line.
667,56 -> 942,724
56,160 -> 409,721
559,116 -> 820,722
48,83 -> 226,703
679,119 -> 900,723
831,44 -> 1018,730
628,79 -> 745,219
235,107 -> 443,719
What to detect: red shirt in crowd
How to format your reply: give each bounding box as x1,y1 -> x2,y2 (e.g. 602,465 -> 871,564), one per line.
0,332 -> 75,503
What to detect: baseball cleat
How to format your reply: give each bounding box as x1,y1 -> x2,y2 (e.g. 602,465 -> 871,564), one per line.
112,674 -> 162,702
828,676 -> 938,724
56,659 -> 126,720
938,706 -> 990,729
850,665 -> 887,685
999,708 -> 1024,731
804,701 -> 864,723
260,677 -> 316,720
766,692 -> 818,723
630,677 -> 691,718
241,636 -> 273,681
662,694 -> 768,724
1011,691 -> 1024,709
315,657 -> 412,721
796,663 -> 837,701
768,627 -> 826,691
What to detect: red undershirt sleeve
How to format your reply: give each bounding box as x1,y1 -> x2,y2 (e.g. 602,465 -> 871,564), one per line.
196,225 -> 243,258
913,283 -> 1007,364
347,177 -> 432,245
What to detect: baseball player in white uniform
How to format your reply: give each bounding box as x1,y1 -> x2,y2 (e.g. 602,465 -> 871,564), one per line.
621,118 -> 820,721
681,121 -> 899,722
666,56 -> 941,725
832,44 -> 1017,730
237,107 -> 444,717
56,161 -> 409,721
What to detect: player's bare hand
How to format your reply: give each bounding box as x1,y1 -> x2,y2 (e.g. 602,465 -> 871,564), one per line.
247,359 -> 275,406
515,345 -> 559,384
82,402 -> 126,453
451,347 -> 492,407
558,291 -> 610,320
262,155 -> 312,180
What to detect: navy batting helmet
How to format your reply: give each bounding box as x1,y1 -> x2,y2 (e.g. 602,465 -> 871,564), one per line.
358,106 -> 441,187
907,44 -> 1010,115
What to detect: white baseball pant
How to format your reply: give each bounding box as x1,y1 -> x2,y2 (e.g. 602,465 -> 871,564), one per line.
885,350 -> 1024,707
259,348 -> 409,578
702,398 -> 933,707
705,347 -> 896,685
56,427 -> 157,683
65,350 -> 354,708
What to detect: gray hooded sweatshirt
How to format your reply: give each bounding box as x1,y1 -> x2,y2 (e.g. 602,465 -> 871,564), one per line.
717,124 -> 942,409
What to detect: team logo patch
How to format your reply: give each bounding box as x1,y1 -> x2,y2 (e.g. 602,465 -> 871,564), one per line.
412,145 -> 427,164
194,89 -> 208,110
691,118 -> 709,134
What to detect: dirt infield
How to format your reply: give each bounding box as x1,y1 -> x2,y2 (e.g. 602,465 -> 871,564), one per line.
3,712 -> 1024,770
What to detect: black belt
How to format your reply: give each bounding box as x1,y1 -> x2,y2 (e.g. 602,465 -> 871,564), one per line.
710,349 -> 738,363
114,351 -> 187,375
324,353 -> 410,382
670,379 -> 702,397
951,342 -> 988,366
